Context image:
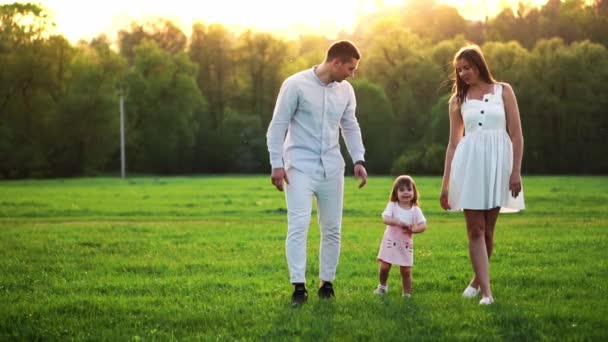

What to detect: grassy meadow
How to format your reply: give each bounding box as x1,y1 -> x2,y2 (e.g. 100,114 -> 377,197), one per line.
1,175 -> 607,340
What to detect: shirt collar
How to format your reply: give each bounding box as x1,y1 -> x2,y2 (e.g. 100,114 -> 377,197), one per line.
311,66 -> 336,88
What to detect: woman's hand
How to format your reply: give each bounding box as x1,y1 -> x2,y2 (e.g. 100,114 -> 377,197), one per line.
439,188 -> 451,210
509,172 -> 522,198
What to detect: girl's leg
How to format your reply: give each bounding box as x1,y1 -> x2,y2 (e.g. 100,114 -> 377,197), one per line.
378,261 -> 391,286
469,207 -> 500,289
463,209 -> 492,298
400,266 -> 412,295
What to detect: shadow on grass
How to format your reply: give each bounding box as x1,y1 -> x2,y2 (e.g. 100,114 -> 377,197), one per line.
486,302 -> 541,341
373,295 -> 446,340
259,297 -> 335,340
264,292 -> 447,340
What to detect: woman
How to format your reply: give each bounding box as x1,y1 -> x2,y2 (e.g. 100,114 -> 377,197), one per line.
439,45 -> 525,305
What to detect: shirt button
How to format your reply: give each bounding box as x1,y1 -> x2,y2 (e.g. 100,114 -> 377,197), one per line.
484,99 -> 488,102
481,110 -> 484,114
478,122 -> 483,126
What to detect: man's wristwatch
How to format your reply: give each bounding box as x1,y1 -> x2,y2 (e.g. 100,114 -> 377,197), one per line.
354,160 -> 365,167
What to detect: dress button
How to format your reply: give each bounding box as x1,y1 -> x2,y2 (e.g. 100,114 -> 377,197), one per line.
481,110 -> 484,114
478,123 -> 482,126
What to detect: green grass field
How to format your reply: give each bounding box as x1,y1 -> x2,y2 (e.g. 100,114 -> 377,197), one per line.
1,175 -> 607,340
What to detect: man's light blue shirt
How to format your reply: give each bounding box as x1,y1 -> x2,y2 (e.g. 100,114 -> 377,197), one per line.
266,66 -> 365,178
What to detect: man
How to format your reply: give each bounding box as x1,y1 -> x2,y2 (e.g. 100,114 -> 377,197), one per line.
266,40 -> 368,305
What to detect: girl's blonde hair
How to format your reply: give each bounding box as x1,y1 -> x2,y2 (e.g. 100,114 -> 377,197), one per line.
389,175 -> 420,206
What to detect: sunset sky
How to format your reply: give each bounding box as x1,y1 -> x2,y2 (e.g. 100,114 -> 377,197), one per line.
3,0 -> 552,42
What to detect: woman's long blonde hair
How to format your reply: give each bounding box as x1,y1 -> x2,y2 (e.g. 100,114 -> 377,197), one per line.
451,45 -> 496,104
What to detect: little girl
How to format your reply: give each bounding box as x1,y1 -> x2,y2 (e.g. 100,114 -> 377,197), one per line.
374,175 -> 427,297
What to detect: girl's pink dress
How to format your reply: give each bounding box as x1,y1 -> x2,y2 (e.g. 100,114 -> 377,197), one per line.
377,202 -> 426,267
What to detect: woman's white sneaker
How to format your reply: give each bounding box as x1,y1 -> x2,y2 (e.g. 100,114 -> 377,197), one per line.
479,296 -> 494,305
462,285 -> 480,298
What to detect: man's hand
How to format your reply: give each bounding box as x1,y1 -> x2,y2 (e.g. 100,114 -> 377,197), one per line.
354,164 -> 367,189
270,167 -> 289,192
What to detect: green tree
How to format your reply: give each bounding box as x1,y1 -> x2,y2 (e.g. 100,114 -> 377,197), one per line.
482,40 -> 530,86
45,40 -> 127,176
521,38 -> 608,173
416,5 -> 467,42
118,19 -> 187,63
221,112 -> 266,172
364,27 -> 443,148
0,3 -> 64,177
234,31 -> 287,126
486,5 -> 541,49
430,36 -> 469,94
125,40 -> 203,173
589,0 -> 608,46
285,35 -> 330,75
350,79 -> 395,174
189,23 -> 235,129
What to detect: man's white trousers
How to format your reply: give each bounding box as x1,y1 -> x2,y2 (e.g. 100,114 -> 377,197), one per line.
284,168 -> 344,284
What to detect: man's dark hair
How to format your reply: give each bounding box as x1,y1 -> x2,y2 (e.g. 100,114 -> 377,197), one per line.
326,40 -> 360,63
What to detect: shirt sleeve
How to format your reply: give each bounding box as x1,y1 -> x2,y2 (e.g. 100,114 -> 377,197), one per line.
414,206 -> 427,224
266,79 -> 299,169
339,83 -> 365,164
381,201 -> 394,218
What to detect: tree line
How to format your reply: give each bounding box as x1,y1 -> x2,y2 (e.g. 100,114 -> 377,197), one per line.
1,0 -> 607,178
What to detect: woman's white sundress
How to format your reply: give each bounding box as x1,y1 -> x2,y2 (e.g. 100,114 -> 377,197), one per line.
448,83 -> 525,212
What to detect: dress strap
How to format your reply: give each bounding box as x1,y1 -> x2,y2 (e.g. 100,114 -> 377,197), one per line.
494,82 -> 504,96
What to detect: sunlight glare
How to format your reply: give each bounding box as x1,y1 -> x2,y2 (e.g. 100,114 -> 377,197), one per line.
436,0 -> 551,20
0,0 -> 558,42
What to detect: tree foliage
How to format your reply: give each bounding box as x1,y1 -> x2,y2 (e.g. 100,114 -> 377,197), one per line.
1,1 -> 607,178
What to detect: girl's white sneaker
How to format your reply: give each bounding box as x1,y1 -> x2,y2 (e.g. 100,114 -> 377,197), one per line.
479,296 -> 494,305
462,285 -> 480,298
373,285 -> 387,296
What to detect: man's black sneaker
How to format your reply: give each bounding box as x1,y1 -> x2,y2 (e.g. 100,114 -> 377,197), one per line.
318,281 -> 335,299
291,284 -> 308,306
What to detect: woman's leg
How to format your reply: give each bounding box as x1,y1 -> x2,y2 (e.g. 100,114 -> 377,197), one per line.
469,208 -> 500,289
464,209 -> 492,298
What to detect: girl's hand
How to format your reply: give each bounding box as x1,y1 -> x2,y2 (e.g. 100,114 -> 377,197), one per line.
439,189 -> 451,210
400,222 -> 412,230
403,226 -> 413,235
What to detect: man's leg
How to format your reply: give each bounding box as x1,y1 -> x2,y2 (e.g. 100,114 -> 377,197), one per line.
285,169 -> 314,284
316,174 -> 344,283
